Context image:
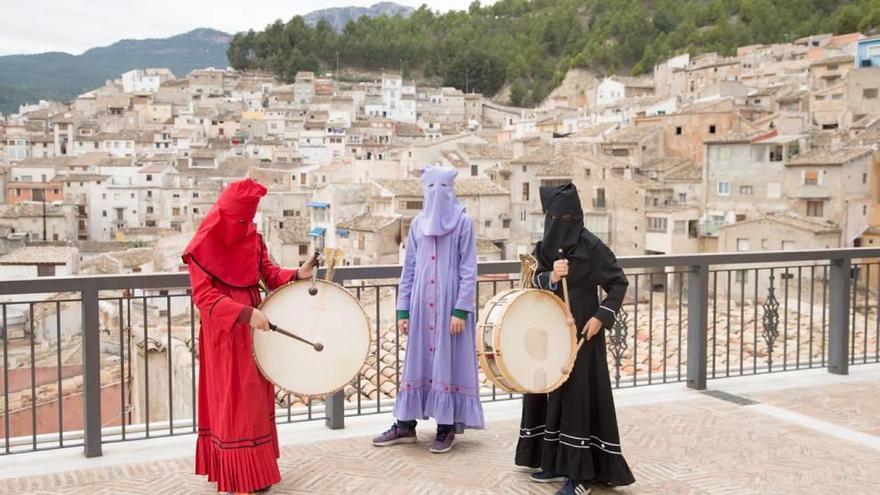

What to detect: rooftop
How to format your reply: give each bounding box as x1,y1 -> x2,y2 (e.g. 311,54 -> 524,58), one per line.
787,146 -> 874,166
338,213 -> 400,233
0,246 -> 77,265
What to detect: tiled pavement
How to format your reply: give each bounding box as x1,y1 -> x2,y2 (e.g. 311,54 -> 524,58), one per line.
3,368 -> 880,495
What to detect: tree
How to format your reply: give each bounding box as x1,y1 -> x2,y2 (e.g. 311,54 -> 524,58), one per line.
509,79 -> 528,106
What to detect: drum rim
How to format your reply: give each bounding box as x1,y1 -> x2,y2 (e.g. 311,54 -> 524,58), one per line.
252,278 -> 371,400
476,288 -> 577,394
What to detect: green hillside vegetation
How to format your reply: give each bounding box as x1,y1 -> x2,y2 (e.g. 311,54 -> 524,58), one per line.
229,0 -> 880,106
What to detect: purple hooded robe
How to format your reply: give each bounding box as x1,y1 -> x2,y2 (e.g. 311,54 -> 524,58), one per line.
393,167 -> 485,430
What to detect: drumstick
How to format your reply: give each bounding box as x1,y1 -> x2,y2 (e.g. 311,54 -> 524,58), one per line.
308,251 -> 321,296
557,249 -> 572,316
268,322 -> 324,352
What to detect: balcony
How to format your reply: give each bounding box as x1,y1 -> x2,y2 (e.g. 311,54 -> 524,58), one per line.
1,249 -> 879,493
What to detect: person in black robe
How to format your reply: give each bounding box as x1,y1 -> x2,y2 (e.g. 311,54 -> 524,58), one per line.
515,183 -> 635,495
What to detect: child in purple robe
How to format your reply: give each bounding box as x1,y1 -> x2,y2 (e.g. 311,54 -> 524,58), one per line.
372,166 -> 485,454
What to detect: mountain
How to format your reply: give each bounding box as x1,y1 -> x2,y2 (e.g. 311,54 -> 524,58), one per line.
0,28 -> 231,114
303,2 -> 415,32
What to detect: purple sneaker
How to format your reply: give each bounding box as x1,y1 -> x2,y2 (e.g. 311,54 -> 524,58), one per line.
372,423 -> 416,447
429,429 -> 456,453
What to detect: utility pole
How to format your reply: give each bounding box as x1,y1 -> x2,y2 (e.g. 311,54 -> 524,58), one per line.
335,51 -> 339,81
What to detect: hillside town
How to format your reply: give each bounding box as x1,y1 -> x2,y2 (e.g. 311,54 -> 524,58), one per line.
1,32 -> 880,441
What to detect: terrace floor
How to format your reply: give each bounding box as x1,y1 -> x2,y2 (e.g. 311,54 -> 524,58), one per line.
2,365 -> 880,495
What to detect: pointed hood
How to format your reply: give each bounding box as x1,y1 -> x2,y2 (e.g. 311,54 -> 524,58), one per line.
182,178 -> 267,287
418,166 -> 465,236
539,182 -> 585,263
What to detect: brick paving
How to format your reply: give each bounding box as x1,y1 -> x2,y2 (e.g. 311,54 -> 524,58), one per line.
3,377 -> 880,495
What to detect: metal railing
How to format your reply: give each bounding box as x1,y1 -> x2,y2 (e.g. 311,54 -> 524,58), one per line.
1,248 -> 879,458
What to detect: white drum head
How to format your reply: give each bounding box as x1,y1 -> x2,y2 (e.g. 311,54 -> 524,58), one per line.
498,291 -> 573,392
254,280 -> 370,396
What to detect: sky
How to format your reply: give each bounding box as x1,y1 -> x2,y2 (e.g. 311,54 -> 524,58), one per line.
0,0 -> 493,56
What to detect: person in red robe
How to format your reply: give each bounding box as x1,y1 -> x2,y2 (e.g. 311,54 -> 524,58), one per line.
183,178 -> 313,494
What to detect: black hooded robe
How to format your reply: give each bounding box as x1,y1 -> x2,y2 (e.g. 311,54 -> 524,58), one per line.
514,184 -> 635,486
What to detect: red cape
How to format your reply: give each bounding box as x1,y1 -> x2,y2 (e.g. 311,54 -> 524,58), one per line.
183,178 -> 267,287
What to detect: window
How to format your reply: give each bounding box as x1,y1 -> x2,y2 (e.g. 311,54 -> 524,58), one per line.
403,201 -> 423,210
675,126 -> 683,135
804,171 -> 818,185
502,218 -> 511,229
735,214 -> 746,222
484,220 -> 492,228
193,207 -> 200,214
584,168 -> 591,177
193,191 -> 199,198
647,217 -> 667,233
761,238 -> 769,250
299,245 -> 309,255
865,89 -> 879,99
611,149 -> 629,157
739,185 -> 753,195
863,173 -> 868,184
172,207 -> 181,216
146,220 -> 156,227
782,240 -> 795,251
864,205 -> 868,215
678,193 -> 687,203
717,181 -> 731,196
470,165 -> 478,176
807,201 -> 823,217
102,210 -> 107,217
594,188 -> 606,208
146,174 -> 153,182
737,238 -> 750,252
674,220 -> 686,234
770,145 -> 784,162
519,209 -> 527,222
522,182 -> 530,201
709,125 -> 716,134
146,206 -> 154,213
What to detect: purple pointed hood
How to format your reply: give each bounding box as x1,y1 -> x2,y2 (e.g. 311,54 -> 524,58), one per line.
419,166 -> 465,236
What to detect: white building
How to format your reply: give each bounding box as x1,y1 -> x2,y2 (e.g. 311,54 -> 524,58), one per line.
121,69 -> 174,94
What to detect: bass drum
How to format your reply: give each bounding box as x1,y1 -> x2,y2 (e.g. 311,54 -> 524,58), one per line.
477,288 -> 577,394
253,280 -> 370,397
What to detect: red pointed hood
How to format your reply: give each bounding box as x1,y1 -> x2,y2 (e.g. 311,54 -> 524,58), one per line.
182,178 -> 267,287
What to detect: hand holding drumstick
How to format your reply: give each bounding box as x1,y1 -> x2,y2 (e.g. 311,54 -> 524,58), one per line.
553,249 -> 602,341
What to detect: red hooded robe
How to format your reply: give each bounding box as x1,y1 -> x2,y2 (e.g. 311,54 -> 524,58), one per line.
183,178 -> 297,493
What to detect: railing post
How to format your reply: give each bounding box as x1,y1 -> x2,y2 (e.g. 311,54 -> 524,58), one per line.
687,264 -> 709,390
325,390 -> 345,430
828,257 -> 851,375
81,287 -> 103,457
324,267 -> 346,430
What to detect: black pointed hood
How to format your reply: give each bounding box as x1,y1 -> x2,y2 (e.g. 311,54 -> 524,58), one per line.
539,183 -> 585,262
